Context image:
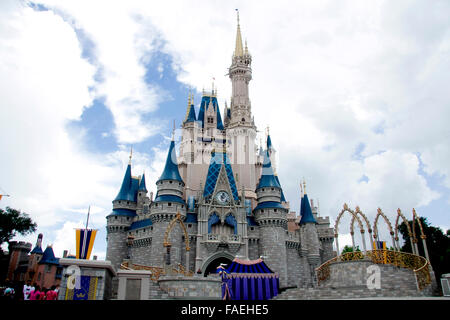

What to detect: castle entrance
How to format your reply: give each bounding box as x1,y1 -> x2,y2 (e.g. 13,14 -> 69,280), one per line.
203,256 -> 233,277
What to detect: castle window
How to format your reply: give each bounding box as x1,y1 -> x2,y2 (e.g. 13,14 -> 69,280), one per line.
127,201 -> 129,205
250,227 -> 254,231
241,118 -> 245,122
170,181 -> 172,184
271,188 -> 274,191
262,189 -> 265,191
182,205 -> 184,208
207,117 -> 214,124
261,210 -> 264,213
151,227 -> 153,231
168,203 -> 172,206
274,209 -> 277,213
188,224 -> 192,228
115,216 -> 117,220
127,217 -> 129,220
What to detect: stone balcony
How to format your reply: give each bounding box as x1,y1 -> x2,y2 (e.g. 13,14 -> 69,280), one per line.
204,234 -> 241,254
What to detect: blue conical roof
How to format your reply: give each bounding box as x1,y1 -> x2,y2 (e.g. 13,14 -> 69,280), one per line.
257,150 -> 281,189
185,103 -> 197,122
275,175 -> 286,202
139,173 -> 147,192
114,164 -> 137,202
157,140 -> 184,183
30,245 -> 43,255
299,193 -> 317,224
267,134 -> 273,150
38,246 -> 59,265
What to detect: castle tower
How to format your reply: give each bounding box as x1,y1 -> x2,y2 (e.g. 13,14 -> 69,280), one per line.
149,138 -> 187,267
106,151 -> 137,271
227,11 -> 258,197
299,182 -> 320,287
253,150 -> 288,287
28,233 -> 44,281
7,241 -> 32,281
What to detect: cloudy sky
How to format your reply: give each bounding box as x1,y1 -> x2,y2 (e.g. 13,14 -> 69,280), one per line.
1,0 -> 449,259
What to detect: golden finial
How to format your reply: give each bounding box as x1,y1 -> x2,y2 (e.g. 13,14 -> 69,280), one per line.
300,182 -> 303,197
191,93 -> 194,105
303,179 -> 306,194
245,39 -> 248,55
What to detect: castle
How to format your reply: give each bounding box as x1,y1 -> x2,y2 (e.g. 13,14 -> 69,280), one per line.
106,14 -> 335,291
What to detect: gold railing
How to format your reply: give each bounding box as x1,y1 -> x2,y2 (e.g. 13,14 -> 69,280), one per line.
120,261 -> 193,281
315,250 -> 431,290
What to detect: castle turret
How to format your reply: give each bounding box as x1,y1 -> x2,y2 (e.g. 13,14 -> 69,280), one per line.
106,151 -> 137,271
149,137 -> 187,267
299,181 -> 320,287
253,150 -> 288,287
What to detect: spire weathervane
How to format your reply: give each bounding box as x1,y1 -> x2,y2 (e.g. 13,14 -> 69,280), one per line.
129,146 -> 133,164
234,9 -> 244,57
172,120 -> 176,141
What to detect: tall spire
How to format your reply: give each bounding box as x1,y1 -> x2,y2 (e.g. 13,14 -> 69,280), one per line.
129,146 -> 133,165
299,179 -> 316,225
114,160 -> 134,201
257,150 -> 281,189
139,171 -> 148,192
184,92 -> 197,123
234,9 -> 244,57
157,139 -> 184,183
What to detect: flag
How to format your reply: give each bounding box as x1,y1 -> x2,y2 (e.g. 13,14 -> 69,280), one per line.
65,276 -> 98,300
75,229 -> 97,259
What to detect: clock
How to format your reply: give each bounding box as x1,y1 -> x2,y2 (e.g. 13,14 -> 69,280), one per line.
216,191 -> 230,205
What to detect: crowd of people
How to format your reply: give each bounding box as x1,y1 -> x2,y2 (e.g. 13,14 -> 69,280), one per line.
0,279 -> 59,300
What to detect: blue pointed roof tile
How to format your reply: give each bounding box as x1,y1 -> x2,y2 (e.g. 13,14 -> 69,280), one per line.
257,150 -> 281,190
139,174 -> 147,192
30,245 -> 43,255
197,96 -> 224,130
157,140 -> 184,184
114,164 -> 138,202
203,151 -> 239,201
38,246 -> 59,265
267,134 -> 273,150
299,193 -> 317,224
185,103 -> 197,123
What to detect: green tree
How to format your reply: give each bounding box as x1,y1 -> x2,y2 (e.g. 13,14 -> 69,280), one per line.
398,217 -> 450,286
341,245 -> 360,255
0,207 -> 37,248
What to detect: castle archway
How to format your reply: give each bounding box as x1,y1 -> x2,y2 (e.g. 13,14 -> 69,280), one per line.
201,251 -> 235,277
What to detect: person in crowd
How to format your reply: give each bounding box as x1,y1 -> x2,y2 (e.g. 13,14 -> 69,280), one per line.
45,286 -> 57,300
23,280 -> 33,300
29,285 -> 41,300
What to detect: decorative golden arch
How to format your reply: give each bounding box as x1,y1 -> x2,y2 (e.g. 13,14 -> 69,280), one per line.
335,204 -> 364,235
334,203 -> 367,256
412,208 -> 430,261
350,206 -> 374,250
395,208 -> 415,253
373,208 -> 396,250
163,212 -> 190,252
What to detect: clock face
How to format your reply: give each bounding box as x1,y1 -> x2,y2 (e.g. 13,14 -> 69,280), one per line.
216,191 -> 230,205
